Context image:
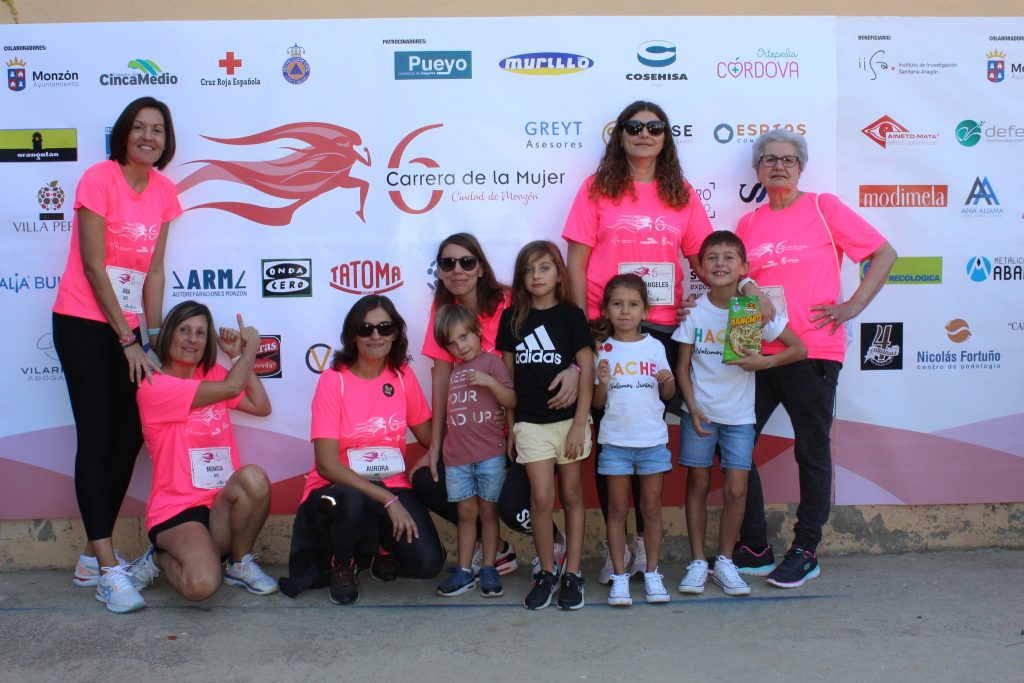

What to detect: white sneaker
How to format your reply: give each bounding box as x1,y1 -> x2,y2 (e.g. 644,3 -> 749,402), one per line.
223,553 -> 279,595
128,545 -> 161,591
95,564 -> 146,613
629,536 -> 647,576
607,572 -> 632,606
643,569 -> 670,604
711,556 -> 751,596
74,550 -> 127,587
598,539 -> 631,585
678,559 -> 708,594
531,539 -> 567,579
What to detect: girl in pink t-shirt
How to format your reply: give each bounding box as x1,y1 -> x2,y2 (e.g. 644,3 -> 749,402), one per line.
51,97 -> 182,613
285,295 -> 443,606
129,301 -> 277,607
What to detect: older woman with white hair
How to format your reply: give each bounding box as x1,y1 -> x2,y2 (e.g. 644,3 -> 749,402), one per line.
729,128 -> 896,588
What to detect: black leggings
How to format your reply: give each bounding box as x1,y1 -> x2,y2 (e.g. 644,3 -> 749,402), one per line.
52,313 -> 143,541
411,458 -> 534,534
306,484 -> 444,579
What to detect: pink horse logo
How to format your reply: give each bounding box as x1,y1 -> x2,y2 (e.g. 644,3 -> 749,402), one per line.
177,122 -> 371,226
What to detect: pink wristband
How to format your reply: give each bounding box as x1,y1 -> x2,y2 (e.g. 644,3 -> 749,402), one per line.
383,496 -> 399,509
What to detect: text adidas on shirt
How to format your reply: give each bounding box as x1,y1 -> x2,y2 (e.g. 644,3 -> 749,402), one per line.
515,325 -> 563,365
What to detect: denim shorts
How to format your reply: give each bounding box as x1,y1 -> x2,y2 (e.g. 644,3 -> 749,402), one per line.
598,444 -> 672,476
445,454 -> 507,503
678,416 -> 755,471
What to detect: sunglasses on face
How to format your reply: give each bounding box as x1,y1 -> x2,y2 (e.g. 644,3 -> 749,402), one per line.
438,256 -> 479,272
356,321 -> 397,338
622,120 -> 667,137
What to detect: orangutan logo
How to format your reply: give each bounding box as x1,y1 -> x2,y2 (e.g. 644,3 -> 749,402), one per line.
177,122 -> 370,225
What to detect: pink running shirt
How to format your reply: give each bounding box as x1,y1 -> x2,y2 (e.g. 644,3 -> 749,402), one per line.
137,364 -> 244,531
53,160 -> 182,329
736,193 -> 886,362
304,365 -> 431,501
562,176 -> 712,326
421,290 -> 510,364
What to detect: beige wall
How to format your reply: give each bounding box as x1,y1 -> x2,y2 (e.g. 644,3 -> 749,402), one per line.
2,0 -> 1020,23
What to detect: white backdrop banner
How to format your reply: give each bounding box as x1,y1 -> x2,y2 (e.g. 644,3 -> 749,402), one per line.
1,16 -> 1021,518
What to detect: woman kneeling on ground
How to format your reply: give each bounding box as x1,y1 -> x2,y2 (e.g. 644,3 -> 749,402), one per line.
126,301 -> 277,609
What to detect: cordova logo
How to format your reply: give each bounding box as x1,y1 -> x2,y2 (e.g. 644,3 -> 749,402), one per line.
330,259 -> 404,294
262,258 -> 312,297
602,121 -> 692,145
171,267 -> 247,298
629,41 -> 686,81
305,343 -> 333,373
525,120 -> 583,150
714,122 -> 806,144
282,44 -> 310,84
395,51 -> 472,79
966,255 -> 1023,282
861,256 -> 941,285
515,325 -> 562,364
255,335 -> 282,378
499,53 -> 593,76
962,176 -> 1003,216
858,184 -> 947,207
860,322 -> 902,370
716,48 -> 799,79
100,59 -> 178,86
861,115 -> 937,148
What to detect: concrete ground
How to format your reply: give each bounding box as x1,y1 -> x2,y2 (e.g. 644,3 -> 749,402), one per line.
1,549 -> 1021,682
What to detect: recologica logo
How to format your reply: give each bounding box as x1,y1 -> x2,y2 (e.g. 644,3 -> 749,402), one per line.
956,119 -> 982,146
860,256 -> 942,284
395,51 -> 472,80
499,52 -> 593,76
100,59 -> 178,86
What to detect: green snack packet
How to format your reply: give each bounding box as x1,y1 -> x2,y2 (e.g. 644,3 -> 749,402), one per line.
723,296 -> 762,363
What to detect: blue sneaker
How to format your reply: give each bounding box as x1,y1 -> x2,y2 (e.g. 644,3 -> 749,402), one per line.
766,546 -> 820,588
479,566 -> 503,597
437,567 -> 477,597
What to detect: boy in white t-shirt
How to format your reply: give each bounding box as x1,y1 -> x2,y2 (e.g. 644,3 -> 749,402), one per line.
671,231 -> 806,597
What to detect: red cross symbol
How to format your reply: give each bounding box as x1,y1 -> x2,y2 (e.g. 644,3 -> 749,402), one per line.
219,51 -> 242,75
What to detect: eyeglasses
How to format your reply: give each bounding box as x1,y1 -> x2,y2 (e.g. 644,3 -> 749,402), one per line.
622,120 -> 667,137
759,155 -> 800,168
356,321 -> 396,338
438,256 -> 479,272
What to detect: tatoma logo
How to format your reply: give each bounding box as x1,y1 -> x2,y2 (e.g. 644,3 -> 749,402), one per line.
966,255 -> 1023,282
330,259 -> 404,294
0,128 -> 77,163
262,259 -> 312,297
255,336 -> 282,378
178,123 -> 370,224
282,44 -> 310,84
861,115 -> 937,148
962,176 -> 1003,216
171,267 -> 247,298
858,184 -> 947,207
629,41 -> 686,81
716,48 -> 799,79
499,53 -> 593,76
395,51 -> 471,79
100,59 -> 178,86
861,256 -> 941,284
860,322 -> 902,370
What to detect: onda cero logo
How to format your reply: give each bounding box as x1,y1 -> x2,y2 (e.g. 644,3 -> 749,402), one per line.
262,258 -> 312,297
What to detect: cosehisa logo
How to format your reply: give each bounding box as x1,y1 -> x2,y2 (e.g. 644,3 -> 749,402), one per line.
966,255 -> 1023,282
499,53 -> 593,75
171,267 -> 247,298
961,177 -> 1003,216
255,336 -> 282,378
0,128 -> 77,162
858,184 -> 947,207
716,48 -> 799,79
100,59 -> 178,86
330,259 -> 403,294
861,115 -> 937,148
714,122 -> 806,144
262,259 -> 312,297
395,51 -> 472,79
282,44 -> 310,84
178,123 -> 370,225
860,256 -> 941,285
860,322 -> 902,370
944,318 -> 971,343
629,41 -> 686,81
305,343 -> 333,373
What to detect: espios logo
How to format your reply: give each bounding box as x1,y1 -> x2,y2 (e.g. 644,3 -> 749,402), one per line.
499,53 -> 593,76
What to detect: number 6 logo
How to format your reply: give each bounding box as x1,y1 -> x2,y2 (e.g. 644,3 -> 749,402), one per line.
388,123 -> 444,214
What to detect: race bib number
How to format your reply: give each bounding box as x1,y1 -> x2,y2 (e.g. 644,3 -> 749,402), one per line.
189,447 -> 234,490
105,266 -> 146,313
618,262 -> 675,306
763,285 -> 788,320
347,447 -> 406,481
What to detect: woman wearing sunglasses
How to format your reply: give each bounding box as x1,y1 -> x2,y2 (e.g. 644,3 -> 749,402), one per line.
411,233 -> 577,577
562,100 -> 714,584
282,295 -> 444,605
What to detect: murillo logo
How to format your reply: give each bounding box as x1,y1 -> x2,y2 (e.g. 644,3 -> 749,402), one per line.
499,52 -> 593,75
858,184 -> 947,207
330,260 -> 404,294
945,319 -> 972,343
860,322 -> 903,370
254,335 -> 282,378
394,51 -> 472,79
178,123 -> 370,225
261,258 -> 312,297
305,343 -> 333,373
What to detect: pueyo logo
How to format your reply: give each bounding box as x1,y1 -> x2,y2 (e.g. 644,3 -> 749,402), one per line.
395,51 -> 472,79
499,53 -> 593,75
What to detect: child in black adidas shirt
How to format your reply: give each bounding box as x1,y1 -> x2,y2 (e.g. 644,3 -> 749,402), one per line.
497,241 -> 594,611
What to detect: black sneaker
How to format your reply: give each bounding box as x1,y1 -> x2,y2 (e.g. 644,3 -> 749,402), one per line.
523,570 -> 557,610
732,544 -> 777,577
766,546 -> 820,588
329,557 -> 360,605
370,552 -> 399,582
557,571 -> 585,610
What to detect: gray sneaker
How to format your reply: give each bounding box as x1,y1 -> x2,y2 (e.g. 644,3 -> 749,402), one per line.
128,545 -> 161,591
